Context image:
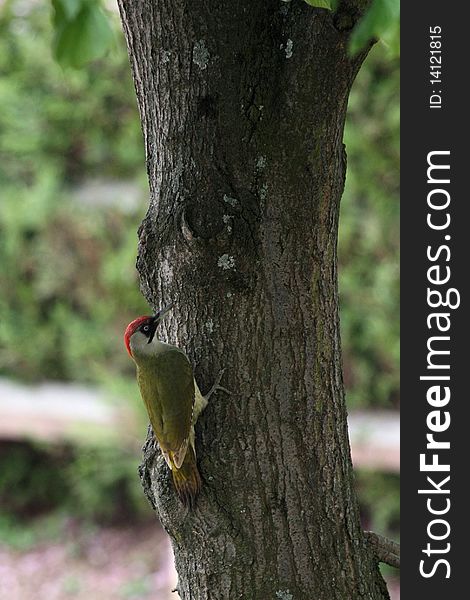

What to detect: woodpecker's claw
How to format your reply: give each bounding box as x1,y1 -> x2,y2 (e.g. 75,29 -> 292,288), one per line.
204,368 -> 231,400
143,431 -> 160,465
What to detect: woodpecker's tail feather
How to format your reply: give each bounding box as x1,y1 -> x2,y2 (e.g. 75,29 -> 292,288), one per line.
171,444 -> 201,508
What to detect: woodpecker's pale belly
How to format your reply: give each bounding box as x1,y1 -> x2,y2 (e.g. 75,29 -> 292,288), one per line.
193,381 -> 208,424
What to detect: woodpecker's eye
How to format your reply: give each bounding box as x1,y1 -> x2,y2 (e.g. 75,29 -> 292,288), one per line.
142,325 -> 150,333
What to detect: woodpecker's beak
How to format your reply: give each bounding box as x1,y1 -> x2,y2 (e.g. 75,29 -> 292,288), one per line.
147,305 -> 172,345
155,304 -> 173,322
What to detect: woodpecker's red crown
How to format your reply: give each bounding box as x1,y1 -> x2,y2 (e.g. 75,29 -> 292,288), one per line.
124,315 -> 153,357
124,305 -> 173,357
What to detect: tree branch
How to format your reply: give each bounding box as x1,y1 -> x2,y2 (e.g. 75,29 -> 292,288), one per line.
364,531 -> 400,569
334,0 -> 372,31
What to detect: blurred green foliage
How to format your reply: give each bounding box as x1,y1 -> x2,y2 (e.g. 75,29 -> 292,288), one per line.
0,2 -> 147,383
303,0 -> 400,56
51,0 -> 114,68
0,442 -> 69,514
356,470 -> 400,538
0,511 -> 67,551
339,42 -> 399,409
0,441 -> 152,524
0,1 -> 143,184
0,181 -> 148,382
66,444 -> 149,520
349,0 -> 400,56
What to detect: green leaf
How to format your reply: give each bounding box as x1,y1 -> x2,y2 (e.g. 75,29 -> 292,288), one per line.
349,0 -> 400,55
51,0 -> 82,25
303,0 -> 338,9
52,1 -> 114,68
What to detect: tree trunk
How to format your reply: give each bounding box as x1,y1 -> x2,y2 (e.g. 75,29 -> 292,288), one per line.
118,1 -> 389,598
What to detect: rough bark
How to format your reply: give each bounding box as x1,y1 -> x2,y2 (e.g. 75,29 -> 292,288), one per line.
118,1 -> 389,598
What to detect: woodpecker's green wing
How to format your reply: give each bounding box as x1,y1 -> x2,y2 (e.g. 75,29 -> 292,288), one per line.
137,347 -> 194,470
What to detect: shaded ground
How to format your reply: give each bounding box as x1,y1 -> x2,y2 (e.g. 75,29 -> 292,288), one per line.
0,521 -> 398,599
0,523 -> 176,600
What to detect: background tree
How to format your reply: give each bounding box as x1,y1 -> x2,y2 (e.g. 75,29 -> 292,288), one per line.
115,0 -> 398,598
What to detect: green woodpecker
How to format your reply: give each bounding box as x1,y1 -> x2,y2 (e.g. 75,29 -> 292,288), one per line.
124,305 -> 224,507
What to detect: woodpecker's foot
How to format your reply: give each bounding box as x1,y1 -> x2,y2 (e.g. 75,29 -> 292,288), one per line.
142,431 -> 160,467
204,368 -> 231,401
148,441 -> 159,466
